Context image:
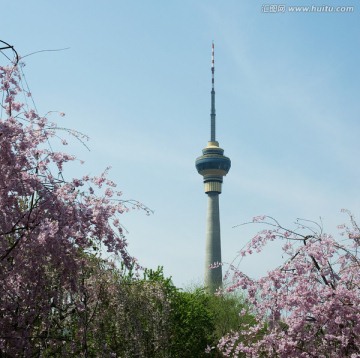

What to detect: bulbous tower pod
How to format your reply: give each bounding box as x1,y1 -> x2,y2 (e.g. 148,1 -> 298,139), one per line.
195,43 -> 231,293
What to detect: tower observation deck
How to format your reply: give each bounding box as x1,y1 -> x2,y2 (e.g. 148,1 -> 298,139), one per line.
195,43 -> 231,293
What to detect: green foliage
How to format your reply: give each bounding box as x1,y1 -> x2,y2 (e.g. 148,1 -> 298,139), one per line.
140,268 -> 216,357
207,292 -> 256,340
169,288 -> 216,357
151,276 -> 256,357
135,268 -> 256,357
4,250 -> 254,357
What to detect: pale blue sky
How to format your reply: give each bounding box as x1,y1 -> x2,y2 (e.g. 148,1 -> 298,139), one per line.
2,1 -> 360,287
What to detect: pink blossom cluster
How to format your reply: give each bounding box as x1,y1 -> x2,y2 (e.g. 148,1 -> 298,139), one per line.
0,64 -> 149,355
219,215 -> 360,357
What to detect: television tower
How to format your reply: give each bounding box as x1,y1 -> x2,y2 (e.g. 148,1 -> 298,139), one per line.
195,43 -> 231,293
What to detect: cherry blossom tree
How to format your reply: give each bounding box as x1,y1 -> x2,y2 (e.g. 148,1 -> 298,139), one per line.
218,211 -> 360,357
0,59 -> 150,355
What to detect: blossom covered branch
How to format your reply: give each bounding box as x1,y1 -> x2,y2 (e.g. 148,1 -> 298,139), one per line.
219,214 -> 360,357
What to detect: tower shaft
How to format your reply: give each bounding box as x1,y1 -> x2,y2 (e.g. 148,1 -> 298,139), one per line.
205,192 -> 222,292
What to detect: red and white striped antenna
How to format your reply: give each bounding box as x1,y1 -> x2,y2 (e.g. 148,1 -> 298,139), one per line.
211,41 -> 215,90
210,41 -> 216,141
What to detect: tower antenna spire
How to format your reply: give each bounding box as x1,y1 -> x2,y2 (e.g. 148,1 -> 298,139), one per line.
210,42 -> 216,142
